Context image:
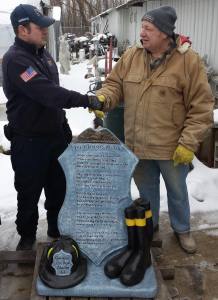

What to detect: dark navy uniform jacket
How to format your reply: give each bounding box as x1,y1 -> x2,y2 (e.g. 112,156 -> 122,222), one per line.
2,37 -> 89,136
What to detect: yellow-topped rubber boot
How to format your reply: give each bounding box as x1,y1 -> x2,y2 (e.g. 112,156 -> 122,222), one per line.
104,206 -> 137,279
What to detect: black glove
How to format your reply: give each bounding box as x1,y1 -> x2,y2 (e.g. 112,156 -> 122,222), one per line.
88,95 -> 104,111
93,117 -> 104,129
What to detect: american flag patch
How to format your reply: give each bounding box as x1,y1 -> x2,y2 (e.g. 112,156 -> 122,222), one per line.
20,66 -> 37,82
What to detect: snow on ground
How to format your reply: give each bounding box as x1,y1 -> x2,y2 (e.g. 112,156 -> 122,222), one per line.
0,88 -> 7,104
1,60 -> 218,250
58,62 -> 94,135
0,121 -> 10,150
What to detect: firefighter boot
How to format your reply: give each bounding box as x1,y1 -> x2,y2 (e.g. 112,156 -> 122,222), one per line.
133,198 -> 154,243
104,206 -> 137,279
120,206 -> 151,286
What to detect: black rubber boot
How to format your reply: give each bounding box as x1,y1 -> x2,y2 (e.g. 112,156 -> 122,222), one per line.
120,206 -> 151,286
104,206 -> 137,279
133,198 -> 154,243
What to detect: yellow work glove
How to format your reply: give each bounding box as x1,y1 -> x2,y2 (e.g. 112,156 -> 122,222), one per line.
173,145 -> 194,166
89,95 -> 105,119
93,110 -> 105,119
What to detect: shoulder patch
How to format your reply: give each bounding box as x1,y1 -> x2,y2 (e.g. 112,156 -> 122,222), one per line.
20,66 -> 37,82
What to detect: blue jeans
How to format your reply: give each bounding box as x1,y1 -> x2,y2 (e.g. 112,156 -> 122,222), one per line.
133,160 -> 190,233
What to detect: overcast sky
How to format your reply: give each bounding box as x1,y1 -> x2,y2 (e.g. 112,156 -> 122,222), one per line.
0,0 -> 42,24
0,0 -> 43,13
1,1 -> 24,13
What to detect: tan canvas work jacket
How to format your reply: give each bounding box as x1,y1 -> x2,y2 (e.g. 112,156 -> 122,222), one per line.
97,41 -> 214,160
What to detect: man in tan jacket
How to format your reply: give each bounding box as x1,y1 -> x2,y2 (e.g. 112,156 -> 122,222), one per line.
97,6 -> 214,253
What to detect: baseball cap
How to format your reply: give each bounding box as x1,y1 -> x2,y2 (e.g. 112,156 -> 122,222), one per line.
39,236 -> 87,289
10,4 -> 55,29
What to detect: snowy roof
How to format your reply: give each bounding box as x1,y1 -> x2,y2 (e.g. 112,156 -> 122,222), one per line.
90,8 -> 115,21
116,0 -> 144,10
90,0 -> 145,21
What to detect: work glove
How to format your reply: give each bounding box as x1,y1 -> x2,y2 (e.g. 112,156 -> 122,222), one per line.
93,109 -> 105,119
173,145 -> 194,166
93,116 -> 104,128
88,95 -> 106,118
88,95 -> 105,111
88,95 -> 106,128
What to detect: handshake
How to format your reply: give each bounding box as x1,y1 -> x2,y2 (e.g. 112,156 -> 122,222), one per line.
88,95 -> 105,111
88,95 -> 106,119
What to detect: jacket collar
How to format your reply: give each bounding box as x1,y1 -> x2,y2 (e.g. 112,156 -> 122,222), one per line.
14,37 -> 45,56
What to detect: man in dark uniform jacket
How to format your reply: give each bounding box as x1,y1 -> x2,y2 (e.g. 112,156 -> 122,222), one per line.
2,4 -> 103,250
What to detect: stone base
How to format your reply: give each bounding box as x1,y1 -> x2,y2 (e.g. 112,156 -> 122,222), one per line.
36,258 -> 157,298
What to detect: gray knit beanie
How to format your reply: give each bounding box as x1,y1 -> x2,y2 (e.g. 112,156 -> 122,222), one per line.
141,6 -> 177,37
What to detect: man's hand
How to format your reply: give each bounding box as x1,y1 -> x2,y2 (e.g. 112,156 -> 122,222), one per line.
173,145 -> 194,166
88,95 -> 105,111
89,95 -> 106,129
93,110 -> 105,119
93,116 -> 103,128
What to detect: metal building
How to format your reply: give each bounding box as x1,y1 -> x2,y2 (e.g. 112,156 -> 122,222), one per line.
91,0 -> 218,72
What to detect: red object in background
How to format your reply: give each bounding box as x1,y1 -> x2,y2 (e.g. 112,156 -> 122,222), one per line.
109,37 -> 113,73
105,49 -> 108,77
180,34 -> 192,45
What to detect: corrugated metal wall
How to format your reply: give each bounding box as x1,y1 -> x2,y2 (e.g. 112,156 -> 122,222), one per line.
91,0 -> 218,71
123,6 -> 145,45
117,4 -> 146,49
107,10 -> 120,35
116,9 -> 128,47
147,0 -> 218,71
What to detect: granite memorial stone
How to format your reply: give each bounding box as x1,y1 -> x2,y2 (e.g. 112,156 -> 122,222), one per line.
36,128 -> 158,298
57,128 -> 138,265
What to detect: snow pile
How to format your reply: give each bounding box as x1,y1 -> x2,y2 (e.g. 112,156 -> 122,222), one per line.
0,87 -> 7,104
91,33 -> 107,42
214,109 -> 218,124
0,121 -> 10,151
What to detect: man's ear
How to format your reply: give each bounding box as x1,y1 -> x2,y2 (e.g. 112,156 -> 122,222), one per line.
160,31 -> 168,40
17,24 -> 30,37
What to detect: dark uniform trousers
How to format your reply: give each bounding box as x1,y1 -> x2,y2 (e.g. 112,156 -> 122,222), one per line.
10,132 -> 68,238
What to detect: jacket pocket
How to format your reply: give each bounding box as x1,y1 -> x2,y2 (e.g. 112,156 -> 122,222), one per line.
124,73 -> 142,82
146,102 -> 181,146
172,103 -> 186,128
147,102 -> 172,129
151,76 -> 183,103
123,73 -> 142,107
